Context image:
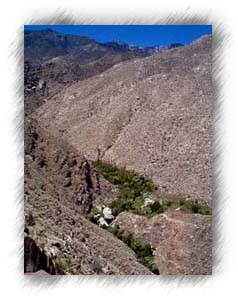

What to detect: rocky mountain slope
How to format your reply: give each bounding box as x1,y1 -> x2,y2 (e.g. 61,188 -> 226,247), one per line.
34,35 -> 212,206
24,32 -> 212,275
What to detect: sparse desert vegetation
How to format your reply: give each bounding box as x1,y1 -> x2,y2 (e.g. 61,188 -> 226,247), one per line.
92,159 -> 211,217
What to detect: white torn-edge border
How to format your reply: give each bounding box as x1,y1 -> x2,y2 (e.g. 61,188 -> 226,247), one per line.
8,8 -> 229,295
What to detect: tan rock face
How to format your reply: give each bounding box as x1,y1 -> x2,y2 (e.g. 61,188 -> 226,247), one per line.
34,36 -> 212,206
116,211 -> 212,274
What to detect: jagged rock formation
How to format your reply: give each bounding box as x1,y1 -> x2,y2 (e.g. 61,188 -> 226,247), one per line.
116,210 -> 212,274
33,35 -> 212,206
25,118 -> 119,214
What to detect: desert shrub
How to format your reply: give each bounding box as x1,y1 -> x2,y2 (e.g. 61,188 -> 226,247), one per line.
86,207 -> 103,223
140,197 -> 211,217
179,199 -> 212,215
148,201 -> 164,215
110,198 -> 133,215
144,199 -> 173,217
134,196 -> 144,213
144,197 -> 211,217
53,257 -> 72,274
92,160 -> 155,196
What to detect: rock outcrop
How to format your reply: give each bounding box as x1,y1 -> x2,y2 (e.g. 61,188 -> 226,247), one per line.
24,236 -> 56,274
25,117 -> 119,215
116,210 -> 212,274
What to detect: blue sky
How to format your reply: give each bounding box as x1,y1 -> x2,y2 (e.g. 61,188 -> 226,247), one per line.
24,25 -> 212,47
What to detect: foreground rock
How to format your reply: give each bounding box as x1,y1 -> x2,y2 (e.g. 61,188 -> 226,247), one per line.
25,168 -> 152,275
116,211 -> 212,274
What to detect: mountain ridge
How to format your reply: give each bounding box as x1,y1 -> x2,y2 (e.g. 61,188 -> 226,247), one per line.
24,28 -> 162,116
